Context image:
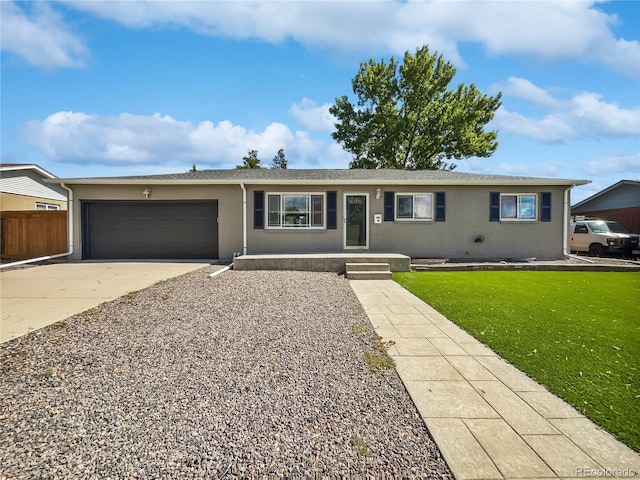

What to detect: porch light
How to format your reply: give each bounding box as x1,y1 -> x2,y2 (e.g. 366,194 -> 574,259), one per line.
143,187 -> 151,199
375,187 -> 381,200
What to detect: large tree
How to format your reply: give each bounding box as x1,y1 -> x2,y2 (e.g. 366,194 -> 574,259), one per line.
330,46 -> 502,170
271,148 -> 288,169
235,149 -> 264,169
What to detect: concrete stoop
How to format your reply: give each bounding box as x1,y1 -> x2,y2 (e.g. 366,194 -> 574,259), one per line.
345,262 -> 392,280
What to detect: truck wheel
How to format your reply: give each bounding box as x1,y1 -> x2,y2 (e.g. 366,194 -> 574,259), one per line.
589,244 -> 604,257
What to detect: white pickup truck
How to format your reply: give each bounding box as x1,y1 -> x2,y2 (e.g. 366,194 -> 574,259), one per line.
570,218 -> 640,257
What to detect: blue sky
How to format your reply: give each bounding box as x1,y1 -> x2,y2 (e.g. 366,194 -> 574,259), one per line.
1,1 -> 639,203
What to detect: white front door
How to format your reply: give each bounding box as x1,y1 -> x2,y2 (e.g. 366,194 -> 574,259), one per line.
344,193 -> 369,249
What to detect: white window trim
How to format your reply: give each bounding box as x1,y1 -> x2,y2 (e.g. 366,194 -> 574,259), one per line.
265,192 -> 326,230
500,193 -> 538,221
35,202 -> 60,211
394,192 -> 434,221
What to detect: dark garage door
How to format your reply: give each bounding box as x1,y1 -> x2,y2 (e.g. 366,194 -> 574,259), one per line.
82,201 -> 218,259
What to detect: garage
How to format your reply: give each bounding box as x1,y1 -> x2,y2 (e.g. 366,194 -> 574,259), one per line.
81,201 -> 218,259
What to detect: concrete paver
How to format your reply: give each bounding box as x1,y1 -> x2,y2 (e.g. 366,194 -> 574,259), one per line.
349,279 -> 640,480
471,380 -> 560,435
1,261 -> 210,343
549,418 -> 640,471
522,435 -> 603,477
465,418 -> 556,478
405,380 -> 500,418
516,391 -> 586,419
393,356 -> 465,381
428,418 -> 503,480
477,356 -> 548,392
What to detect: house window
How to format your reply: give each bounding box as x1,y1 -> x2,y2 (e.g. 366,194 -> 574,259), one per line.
35,202 -> 60,211
267,193 -> 324,228
395,193 -> 433,221
500,194 -> 536,220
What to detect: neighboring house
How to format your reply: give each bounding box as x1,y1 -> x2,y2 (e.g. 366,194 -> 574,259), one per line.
571,180 -> 640,234
48,169 -> 588,262
0,164 -> 68,210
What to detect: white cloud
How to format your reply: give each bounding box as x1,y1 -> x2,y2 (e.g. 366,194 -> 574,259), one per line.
289,98 -> 336,132
494,78 -> 640,142
453,157 -> 493,174
569,93 -> 640,136
21,111 -> 332,168
0,1 -> 89,70
495,77 -> 561,108
41,0 -> 638,78
448,2 -> 636,73
498,162 -> 531,175
584,152 -> 640,176
492,107 -> 575,143
497,161 -> 563,178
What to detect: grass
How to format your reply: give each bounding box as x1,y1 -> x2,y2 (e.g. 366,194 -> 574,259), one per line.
351,326 -> 396,373
393,271 -> 640,451
350,324 -> 367,336
123,291 -> 139,303
351,437 -> 372,458
363,334 -> 396,373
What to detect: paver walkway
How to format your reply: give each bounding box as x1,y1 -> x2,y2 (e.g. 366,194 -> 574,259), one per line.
350,279 -> 640,480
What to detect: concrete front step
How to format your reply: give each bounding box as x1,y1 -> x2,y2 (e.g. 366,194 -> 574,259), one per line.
346,263 -> 392,280
346,270 -> 393,280
345,262 -> 391,272
233,254 -> 410,273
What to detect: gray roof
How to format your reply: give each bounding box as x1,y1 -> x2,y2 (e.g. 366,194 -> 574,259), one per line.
49,168 -> 589,186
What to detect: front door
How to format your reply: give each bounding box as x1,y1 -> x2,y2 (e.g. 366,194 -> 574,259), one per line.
344,193 -> 369,248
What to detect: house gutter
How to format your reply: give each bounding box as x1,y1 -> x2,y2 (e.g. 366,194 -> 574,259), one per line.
0,183 -> 74,270
240,182 -> 247,256
562,184 -> 575,257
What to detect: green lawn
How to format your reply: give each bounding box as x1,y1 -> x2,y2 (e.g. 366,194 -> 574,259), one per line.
393,271 -> 640,451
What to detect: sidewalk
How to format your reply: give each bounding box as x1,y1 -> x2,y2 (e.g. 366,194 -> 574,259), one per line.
350,279 -> 640,480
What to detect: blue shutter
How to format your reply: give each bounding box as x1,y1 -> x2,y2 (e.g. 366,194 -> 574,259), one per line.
541,192 -> 551,222
326,191 -> 337,229
384,192 -> 395,221
435,192 -> 446,222
490,192 -> 500,221
254,190 -> 264,229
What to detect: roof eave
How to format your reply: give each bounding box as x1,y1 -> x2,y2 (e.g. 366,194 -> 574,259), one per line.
47,178 -> 590,187
1,164 -> 58,179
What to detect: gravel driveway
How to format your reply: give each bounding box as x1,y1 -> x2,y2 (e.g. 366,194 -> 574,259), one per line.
0,267 -> 451,478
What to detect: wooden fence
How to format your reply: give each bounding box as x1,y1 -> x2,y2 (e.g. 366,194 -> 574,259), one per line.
0,210 -> 68,260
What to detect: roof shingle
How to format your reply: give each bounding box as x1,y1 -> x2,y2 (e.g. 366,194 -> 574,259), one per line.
50,168 -> 589,186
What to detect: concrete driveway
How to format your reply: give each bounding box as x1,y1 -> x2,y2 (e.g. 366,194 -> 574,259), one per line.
0,262 -> 211,343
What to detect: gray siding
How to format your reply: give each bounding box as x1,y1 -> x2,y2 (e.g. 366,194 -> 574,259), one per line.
66,182 -> 569,261
68,184 -> 243,261
248,185 -> 343,253
373,185 -> 565,259
248,184 -> 568,260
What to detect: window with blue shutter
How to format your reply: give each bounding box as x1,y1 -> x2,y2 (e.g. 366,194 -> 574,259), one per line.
490,192 -> 500,221
254,190 -> 264,229
541,192 -> 551,222
326,191 -> 337,229
435,192 -> 446,222
384,192 -> 394,221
